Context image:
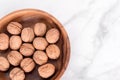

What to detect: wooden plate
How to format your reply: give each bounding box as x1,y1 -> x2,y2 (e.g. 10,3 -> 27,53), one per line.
0,9 -> 70,80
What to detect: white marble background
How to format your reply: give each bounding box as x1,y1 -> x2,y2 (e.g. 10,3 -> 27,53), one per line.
0,0 -> 120,80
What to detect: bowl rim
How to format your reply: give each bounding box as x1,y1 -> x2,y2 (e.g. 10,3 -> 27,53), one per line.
0,9 -> 70,80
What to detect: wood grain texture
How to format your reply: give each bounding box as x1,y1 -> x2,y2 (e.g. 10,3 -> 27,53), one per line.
0,9 -> 70,80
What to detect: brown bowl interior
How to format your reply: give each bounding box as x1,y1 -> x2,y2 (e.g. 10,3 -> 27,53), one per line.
0,9 -> 70,80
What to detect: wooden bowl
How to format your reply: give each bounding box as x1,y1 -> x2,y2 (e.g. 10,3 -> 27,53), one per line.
0,9 -> 70,80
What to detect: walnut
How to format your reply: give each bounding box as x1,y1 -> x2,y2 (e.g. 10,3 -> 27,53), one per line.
46,44 -> 60,59
46,28 -> 60,43
33,37 -> 48,50
0,33 -> 9,50
34,23 -> 47,36
10,36 -> 22,50
10,67 -> 25,80
7,22 -> 22,35
20,43 -> 35,56
0,57 -> 10,71
21,28 -> 35,42
33,51 -> 48,65
38,63 -> 55,78
7,51 -> 23,66
20,58 -> 35,73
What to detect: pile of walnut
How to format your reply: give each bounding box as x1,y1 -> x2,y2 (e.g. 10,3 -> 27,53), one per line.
0,22 -> 60,80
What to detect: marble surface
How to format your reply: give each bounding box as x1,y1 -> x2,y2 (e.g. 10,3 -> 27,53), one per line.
0,0 -> 120,80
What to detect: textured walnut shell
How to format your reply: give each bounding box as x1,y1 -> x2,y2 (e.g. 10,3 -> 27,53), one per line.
38,63 -> 55,78
7,51 -> 23,66
10,36 -> 22,50
0,33 -> 9,50
10,67 -> 25,80
33,37 -> 48,50
7,22 -> 22,35
46,44 -> 60,59
20,43 -> 35,56
21,28 -> 35,42
20,58 -> 35,73
33,51 -> 48,65
0,57 -> 10,71
46,28 -> 60,43
34,23 -> 47,36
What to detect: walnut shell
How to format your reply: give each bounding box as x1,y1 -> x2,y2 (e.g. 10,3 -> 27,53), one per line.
20,43 -> 35,56
0,33 -> 9,50
33,37 -> 48,50
46,28 -> 60,43
7,22 -> 22,35
10,36 -> 22,50
20,58 -> 35,73
38,63 -> 55,78
0,57 -> 10,71
46,44 -> 60,59
33,51 -> 48,65
10,67 -> 25,80
34,23 -> 47,36
21,28 -> 35,42
7,51 -> 23,66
